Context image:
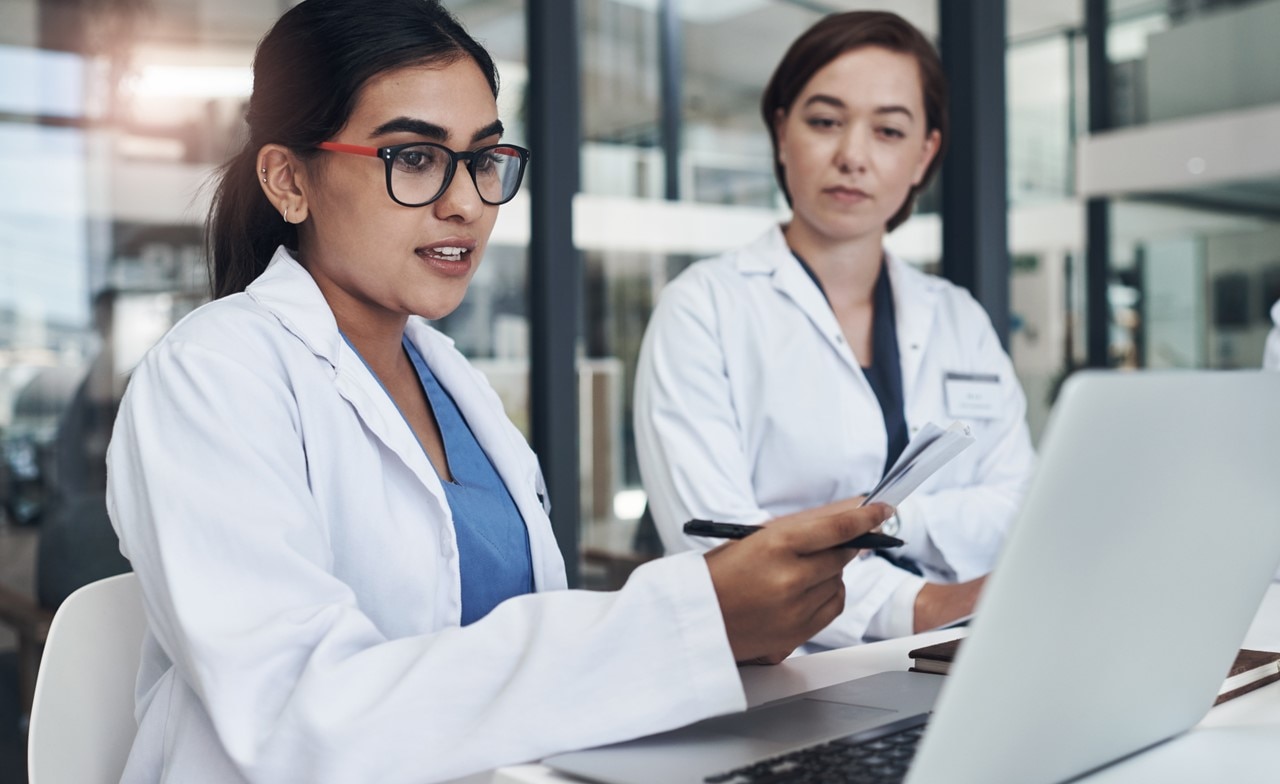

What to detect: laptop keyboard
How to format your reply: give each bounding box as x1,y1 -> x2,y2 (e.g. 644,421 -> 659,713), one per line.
703,713 -> 929,784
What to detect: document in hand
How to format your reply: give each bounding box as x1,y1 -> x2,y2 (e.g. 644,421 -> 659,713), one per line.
861,421 -> 975,508
907,638 -> 1280,707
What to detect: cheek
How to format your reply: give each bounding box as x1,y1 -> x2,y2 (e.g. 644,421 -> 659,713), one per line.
781,141 -> 820,188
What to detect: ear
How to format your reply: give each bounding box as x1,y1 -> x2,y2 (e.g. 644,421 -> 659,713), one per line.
911,129 -> 942,187
257,144 -> 311,224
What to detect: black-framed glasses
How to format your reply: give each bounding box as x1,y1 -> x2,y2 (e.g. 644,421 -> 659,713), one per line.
316,140 -> 530,207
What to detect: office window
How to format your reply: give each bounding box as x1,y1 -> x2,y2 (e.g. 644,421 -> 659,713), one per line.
1077,0 -> 1280,371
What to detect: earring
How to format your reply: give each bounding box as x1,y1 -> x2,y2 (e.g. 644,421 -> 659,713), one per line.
283,207 -> 289,224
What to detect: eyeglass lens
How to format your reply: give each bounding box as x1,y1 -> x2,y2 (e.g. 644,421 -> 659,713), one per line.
390,144 -> 524,206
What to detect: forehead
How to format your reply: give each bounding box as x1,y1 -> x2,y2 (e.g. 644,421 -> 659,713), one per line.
797,46 -> 925,110
348,59 -> 498,138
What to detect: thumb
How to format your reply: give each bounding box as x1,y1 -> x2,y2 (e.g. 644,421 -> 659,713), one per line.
784,503 -> 895,555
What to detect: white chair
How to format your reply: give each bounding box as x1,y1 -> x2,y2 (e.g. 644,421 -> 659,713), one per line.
27,572 -> 145,784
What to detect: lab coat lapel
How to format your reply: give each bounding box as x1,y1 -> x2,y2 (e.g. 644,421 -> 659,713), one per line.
404,320 -> 566,590
331,344 -> 446,498
245,248 -> 447,501
737,227 -> 863,376
886,253 -> 939,408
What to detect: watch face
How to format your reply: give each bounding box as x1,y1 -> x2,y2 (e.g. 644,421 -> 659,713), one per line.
881,513 -> 901,536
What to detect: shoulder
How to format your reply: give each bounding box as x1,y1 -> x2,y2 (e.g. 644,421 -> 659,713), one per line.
131,294 -> 319,398
656,227 -> 785,313
158,295 -> 298,362
890,258 -> 997,332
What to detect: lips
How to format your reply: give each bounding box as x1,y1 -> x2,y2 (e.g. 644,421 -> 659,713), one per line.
415,239 -> 478,277
824,186 -> 871,199
418,245 -> 470,262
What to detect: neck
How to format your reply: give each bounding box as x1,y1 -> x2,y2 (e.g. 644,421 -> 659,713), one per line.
784,223 -> 884,306
315,285 -> 411,376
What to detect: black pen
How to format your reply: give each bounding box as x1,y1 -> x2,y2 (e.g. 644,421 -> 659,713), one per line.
683,520 -> 904,550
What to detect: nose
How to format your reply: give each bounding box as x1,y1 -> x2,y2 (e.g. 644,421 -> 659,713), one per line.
835,126 -> 869,174
432,162 -> 485,224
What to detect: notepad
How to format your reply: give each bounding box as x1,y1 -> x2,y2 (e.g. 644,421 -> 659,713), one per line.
861,421 -> 976,508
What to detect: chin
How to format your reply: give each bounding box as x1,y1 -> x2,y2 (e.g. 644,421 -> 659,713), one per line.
412,296 -> 467,321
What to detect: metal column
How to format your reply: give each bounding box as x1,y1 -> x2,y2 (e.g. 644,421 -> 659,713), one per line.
1085,0 -> 1112,368
527,1 -> 583,586
939,0 -> 1011,347
659,0 -> 683,200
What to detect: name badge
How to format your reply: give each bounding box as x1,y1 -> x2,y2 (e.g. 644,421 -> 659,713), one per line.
944,372 -> 1001,420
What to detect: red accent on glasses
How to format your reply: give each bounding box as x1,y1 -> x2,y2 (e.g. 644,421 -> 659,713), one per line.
317,142 -> 380,157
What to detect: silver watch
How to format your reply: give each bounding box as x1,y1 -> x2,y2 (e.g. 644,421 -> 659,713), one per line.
880,511 -> 901,537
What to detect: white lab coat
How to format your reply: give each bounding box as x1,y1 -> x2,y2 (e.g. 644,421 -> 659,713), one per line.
1266,300 -> 1280,370
106,248 -> 745,784
634,226 -> 1036,646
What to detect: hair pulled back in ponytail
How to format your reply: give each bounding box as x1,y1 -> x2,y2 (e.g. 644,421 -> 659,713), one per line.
205,0 -> 498,298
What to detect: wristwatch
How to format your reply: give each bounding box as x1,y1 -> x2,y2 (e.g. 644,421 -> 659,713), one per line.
880,511 -> 901,537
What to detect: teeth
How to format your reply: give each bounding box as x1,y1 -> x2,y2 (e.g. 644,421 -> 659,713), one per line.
432,246 -> 465,258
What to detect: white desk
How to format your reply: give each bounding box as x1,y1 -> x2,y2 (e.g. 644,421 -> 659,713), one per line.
489,584 -> 1280,784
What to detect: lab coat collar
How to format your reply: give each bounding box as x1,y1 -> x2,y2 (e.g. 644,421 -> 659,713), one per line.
245,247 -> 449,509
730,225 -> 941,392
246,249 -> 561,588
884,253 -> 941,397
733,226 -> 856,372
244,247 -> 458,372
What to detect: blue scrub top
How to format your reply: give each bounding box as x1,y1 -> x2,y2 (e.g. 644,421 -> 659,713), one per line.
345,333 -> 535,625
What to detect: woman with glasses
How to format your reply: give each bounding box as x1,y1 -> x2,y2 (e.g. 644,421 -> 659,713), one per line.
635,12 -> 1036,647
105,0 -> 892,781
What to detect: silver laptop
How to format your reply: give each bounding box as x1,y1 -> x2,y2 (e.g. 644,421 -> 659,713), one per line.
546,370 -> 1280,784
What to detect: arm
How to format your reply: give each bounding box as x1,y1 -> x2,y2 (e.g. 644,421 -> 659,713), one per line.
109,340 -> 746,782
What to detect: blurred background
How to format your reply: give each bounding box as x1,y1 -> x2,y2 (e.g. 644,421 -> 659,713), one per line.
1,0 -> 1278,776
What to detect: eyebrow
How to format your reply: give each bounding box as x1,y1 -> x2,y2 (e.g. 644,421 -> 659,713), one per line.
370,116 -> 506,144
802,94 -> 915,121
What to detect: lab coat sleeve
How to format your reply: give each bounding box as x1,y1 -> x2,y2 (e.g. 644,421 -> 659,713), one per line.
634,272 -> 770,539
635,273 -> 919,647
108,339 -> 745,784
895,298 -> 1036,582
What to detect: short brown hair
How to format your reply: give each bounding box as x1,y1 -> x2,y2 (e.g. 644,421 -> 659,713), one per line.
761,11 -> 948,232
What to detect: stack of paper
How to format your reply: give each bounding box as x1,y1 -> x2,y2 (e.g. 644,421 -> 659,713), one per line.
861,421 -> 975,508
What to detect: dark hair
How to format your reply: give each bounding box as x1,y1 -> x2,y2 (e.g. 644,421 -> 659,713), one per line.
206,0 -> 499,298
760,11 -> 947,232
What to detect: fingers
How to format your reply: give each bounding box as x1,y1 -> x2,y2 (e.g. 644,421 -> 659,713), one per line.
779,502 -> 895,555
741,651 -> 792,666
799,572 -> 847,629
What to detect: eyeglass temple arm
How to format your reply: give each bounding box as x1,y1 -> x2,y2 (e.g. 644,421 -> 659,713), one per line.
316,142 -> 381,157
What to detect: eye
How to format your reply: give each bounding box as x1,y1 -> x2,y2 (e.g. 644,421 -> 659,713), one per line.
878,126 -> 906,140
472,150 -> 500,173
394,146 -> 442,173
806,117 -> 839,130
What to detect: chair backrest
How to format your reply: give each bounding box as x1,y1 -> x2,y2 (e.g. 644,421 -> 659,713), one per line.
28,572 -> 145,784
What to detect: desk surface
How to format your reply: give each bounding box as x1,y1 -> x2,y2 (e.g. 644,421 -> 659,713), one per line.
488,582 -> 1280,784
